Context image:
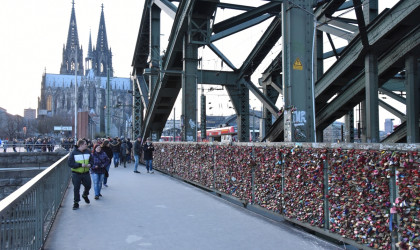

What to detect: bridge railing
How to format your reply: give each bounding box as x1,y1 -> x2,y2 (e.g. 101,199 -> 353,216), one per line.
0,154 -> 70,249
153,142 -> 419,250
0,143 -> 70,153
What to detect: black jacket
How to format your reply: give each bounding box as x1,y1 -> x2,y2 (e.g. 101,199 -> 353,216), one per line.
143,143 -> 154,160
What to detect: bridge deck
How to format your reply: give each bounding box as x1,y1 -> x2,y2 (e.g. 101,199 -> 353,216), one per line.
44,162 -> 341,250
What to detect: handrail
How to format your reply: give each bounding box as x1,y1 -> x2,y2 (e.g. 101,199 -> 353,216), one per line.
1,143 -> 73,153
0,154 -> 70,249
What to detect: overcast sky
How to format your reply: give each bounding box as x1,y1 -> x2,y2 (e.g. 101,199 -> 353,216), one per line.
0,0 -> 143,116
0,0 -> 401,130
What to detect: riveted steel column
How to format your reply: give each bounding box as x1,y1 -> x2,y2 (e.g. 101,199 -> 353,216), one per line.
149,4 -> 161,93
282,0 -> 315,142
133,75 -> 143,139
238,84 -> 250,142
182,35 -> 198,142
405,55 -> 420,143
315,29 -> 323,142
344,110 -> 354,142
363,0 -> 378,24
226,84 -> 250,142
201,94 -> 206,140
262,81 -> 279,139
365,53 -> 379,142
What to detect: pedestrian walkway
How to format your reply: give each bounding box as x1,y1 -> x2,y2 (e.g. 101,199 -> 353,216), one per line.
43,162 -> 342,250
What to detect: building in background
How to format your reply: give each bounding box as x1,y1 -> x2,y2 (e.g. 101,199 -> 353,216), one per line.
38,3 -> 132,138
384,118 -> 394,135
24,108 -> 36,120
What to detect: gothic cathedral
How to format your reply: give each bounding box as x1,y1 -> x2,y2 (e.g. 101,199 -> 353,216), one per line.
38,2 -> 133,138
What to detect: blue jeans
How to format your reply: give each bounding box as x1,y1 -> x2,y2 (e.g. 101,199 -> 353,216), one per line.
103,163 -> 111,184
145,159 -> 153,172
113,152 -> 120,166
91,173 -> 104,196
134,155 -> 140,171
71,172 -> 91,203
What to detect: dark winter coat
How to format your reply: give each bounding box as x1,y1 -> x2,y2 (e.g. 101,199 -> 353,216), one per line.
143,143 -> 154,160
91,150 -> 110,174
133,140 -> 142,156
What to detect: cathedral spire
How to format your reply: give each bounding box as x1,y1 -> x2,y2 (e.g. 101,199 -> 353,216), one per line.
60,0 -> 84,75
96,4 -> 109,54
92,3 -> 113,77
85,30 -> 93,74
88,30 -> 93,59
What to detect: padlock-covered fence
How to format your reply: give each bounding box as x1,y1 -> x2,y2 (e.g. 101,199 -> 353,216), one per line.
153,142 -> 419,250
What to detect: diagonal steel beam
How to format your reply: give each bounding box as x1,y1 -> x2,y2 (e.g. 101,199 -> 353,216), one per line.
213,1 -> 281,34
379,87 -> 406,105
378,100 -> 406,121
153,0 -> 177,19
135,74 -> 150,107
208,43 -> 237,71
353,0 -> 369,48
239,78 -> 279,118
210,14 -> 271,43
217,3 -> 255,11
315,0 -> 420,109
238,16 -> 282,79
316,25 -> 420,130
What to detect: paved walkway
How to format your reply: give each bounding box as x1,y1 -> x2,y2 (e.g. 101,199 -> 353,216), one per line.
44,162 -> 343,250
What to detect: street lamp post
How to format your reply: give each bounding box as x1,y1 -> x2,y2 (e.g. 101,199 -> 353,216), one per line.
173,107 -> 176,141
106,67 -> 111,136
74,47 -> 78,142
253,109 -> 256,142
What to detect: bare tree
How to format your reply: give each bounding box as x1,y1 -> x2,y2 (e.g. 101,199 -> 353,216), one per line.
3,115 -> 25,139
36,113 -> 73,136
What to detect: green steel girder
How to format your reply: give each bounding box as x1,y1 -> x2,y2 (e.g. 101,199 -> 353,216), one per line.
135,74 -> 149,107
210,14 -> 271,43
353,0 -> 370,48
379,87 -> 406,105
381,121 -> 408,143
238,16 -> 282,79
132,77 -> 143,139
378,100 -> 406,121
226,84 -> 250,142
212,1 -> 281,34
260,52 -> 282,84
140,0 -> 220,140
188,1 -> 218,45
207,44 -> 237,70
217,3 -> 255,11
152,0 -> 177,19
315,0 -> 420,111
262,82 -> 279,136
132,1 -> 151,72
197,70 -> 237,85
239,78 -> 279,118
316,25 -> 420,131
314,0 -> 346,19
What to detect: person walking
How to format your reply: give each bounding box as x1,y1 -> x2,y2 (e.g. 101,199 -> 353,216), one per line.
110,137 -> 121,168
90,144 -> 110,200
120,138 -> 128,168
101,140 -> 113,187
12,139 -> 17,152
68,139 -> 92,210
126,138 -> 133,163
133,137 -> 142,173
143,137 -> 155,174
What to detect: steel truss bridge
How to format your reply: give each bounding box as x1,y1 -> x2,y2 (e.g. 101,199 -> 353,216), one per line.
131,0 -> 420,143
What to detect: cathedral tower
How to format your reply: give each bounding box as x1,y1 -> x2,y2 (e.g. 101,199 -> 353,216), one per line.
92,4 -> 113,77
60,0 -> 84,75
